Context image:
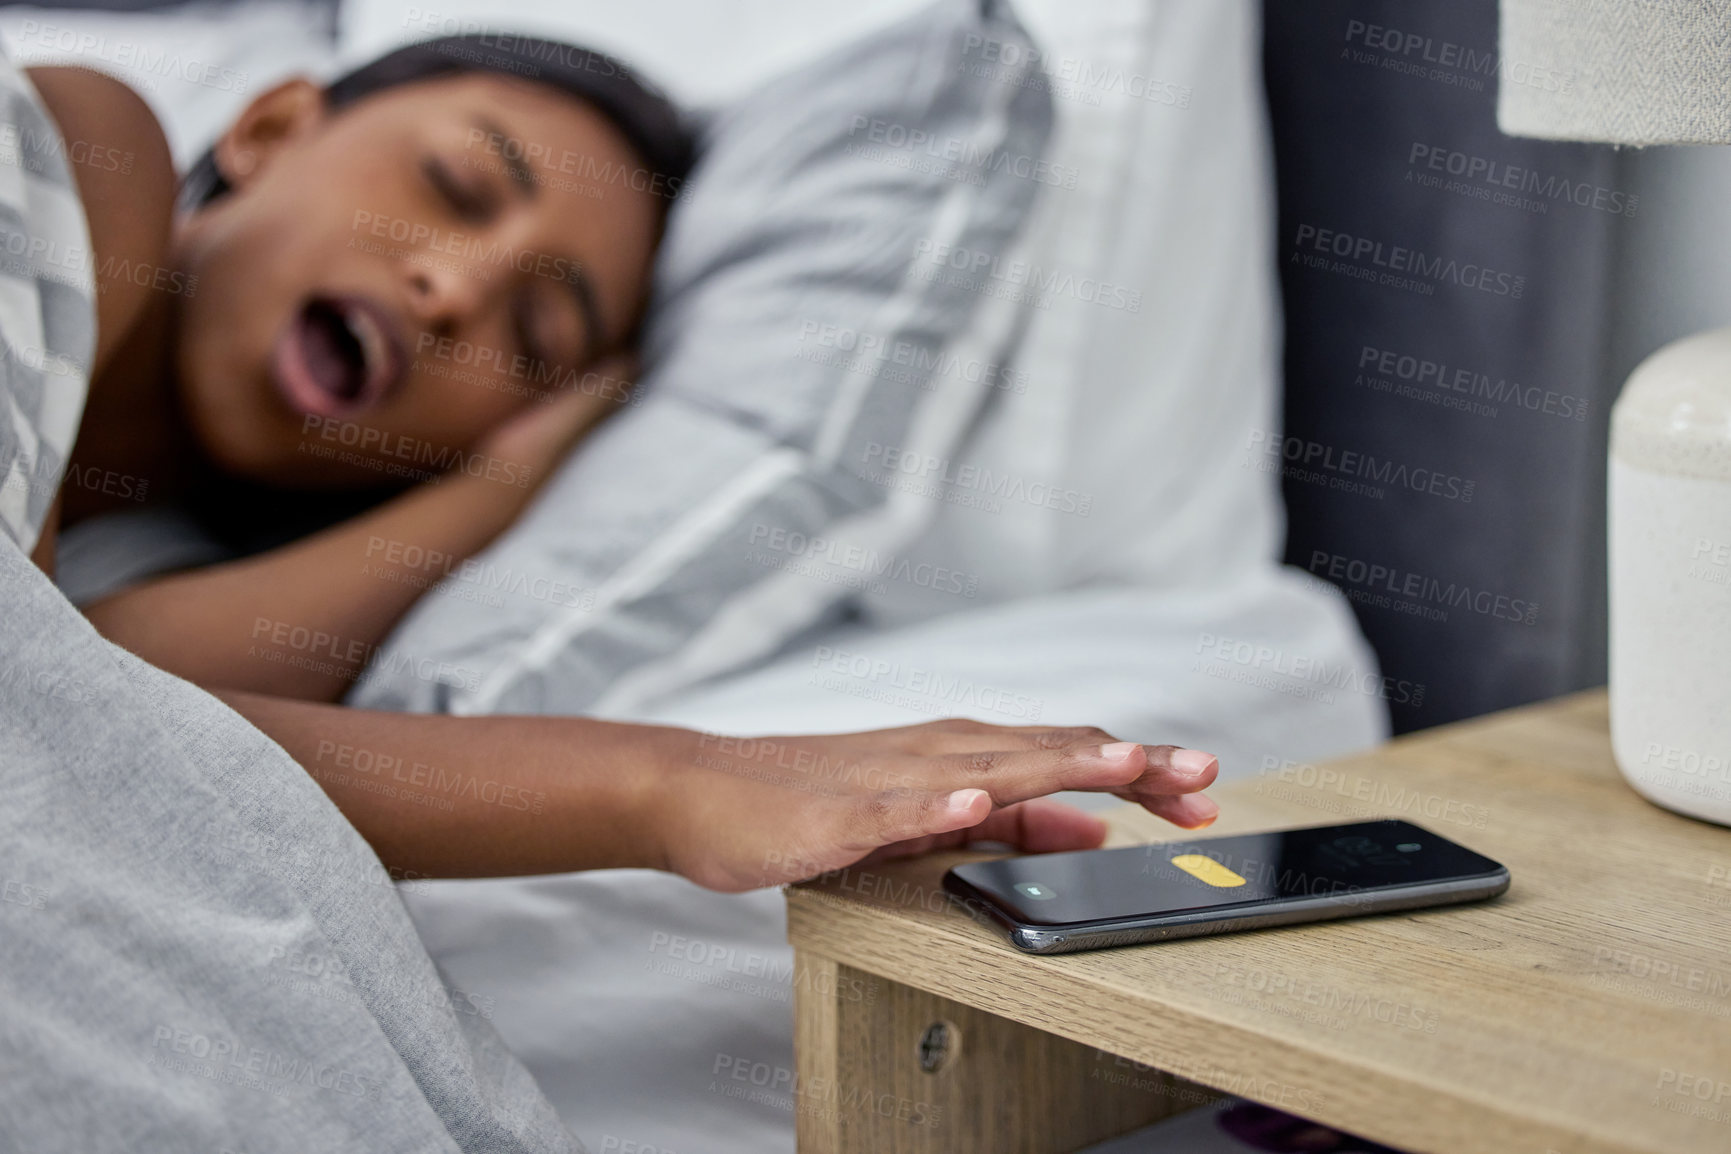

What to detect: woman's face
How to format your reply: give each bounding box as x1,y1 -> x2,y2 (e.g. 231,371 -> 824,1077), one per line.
172,70 -> 663,488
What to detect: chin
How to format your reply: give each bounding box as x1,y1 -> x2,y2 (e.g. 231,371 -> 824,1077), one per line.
179,372 -> 301,485
196,426 -> 297,485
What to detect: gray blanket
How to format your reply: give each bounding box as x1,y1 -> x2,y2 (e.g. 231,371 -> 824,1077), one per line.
0,50 -> 579,1154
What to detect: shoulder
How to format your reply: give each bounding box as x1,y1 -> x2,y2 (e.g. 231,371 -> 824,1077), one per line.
26,66 -> 177,375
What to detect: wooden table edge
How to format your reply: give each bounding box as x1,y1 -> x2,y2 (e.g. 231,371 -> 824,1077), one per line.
786,889 -> 1651,1154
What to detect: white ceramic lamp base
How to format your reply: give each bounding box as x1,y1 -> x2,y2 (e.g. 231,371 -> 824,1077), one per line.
1609,327 -> 1731,826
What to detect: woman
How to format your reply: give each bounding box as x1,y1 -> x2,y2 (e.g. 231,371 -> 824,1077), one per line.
50,36 -> 683,702
24,24 -> 1221,854
0,33 -> 1218,1149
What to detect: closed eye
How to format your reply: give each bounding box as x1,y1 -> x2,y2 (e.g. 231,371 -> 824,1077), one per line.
512,302 -> 552,376
422,155 -> 497,224
512,290 -> 576,382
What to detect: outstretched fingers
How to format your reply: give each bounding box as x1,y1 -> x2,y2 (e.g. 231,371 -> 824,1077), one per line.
848,740 -> 1224,855
1094,744 -> 1222,828
925,741 -> 1219,807
1113,743 -> 1219,799
1131,790 -> 1221,829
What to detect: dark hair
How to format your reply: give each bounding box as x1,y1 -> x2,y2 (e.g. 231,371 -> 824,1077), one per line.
179,33 -> 693,210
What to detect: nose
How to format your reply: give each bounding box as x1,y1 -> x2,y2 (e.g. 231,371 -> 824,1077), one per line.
403,260 -> 489,338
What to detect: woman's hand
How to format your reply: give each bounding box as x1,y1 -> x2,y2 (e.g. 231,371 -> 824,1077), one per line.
472,353 -> 636,492
650,719 -> 1220,892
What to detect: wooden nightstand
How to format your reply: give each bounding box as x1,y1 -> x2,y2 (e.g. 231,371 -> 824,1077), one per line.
786,691 -> 1731,1153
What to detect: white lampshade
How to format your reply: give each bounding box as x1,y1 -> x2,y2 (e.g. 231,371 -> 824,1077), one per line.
1498,0 -> 1731,144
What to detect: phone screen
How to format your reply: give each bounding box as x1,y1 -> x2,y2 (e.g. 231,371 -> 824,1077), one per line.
949,819 -> 1504,927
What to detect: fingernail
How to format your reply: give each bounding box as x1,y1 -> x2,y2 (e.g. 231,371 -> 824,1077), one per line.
1100,742 -> 1140,763
1172,749 -> 1216,776
948,788 -> 988,816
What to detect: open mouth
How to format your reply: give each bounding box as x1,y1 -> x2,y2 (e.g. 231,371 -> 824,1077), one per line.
271,295 -> 406,419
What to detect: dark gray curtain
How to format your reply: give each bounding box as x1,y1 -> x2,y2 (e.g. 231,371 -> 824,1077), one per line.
1264,0 -> 1624,731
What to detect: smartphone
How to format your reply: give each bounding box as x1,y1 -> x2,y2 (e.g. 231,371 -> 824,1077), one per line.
942,819 -> 1509,954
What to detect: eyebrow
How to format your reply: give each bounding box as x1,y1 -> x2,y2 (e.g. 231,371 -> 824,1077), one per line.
475,114 -> 537,196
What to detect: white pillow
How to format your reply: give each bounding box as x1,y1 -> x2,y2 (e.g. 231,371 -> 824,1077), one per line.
341,0 -> 1285,619
346,0 -> 1059,716
863,0 -> 1286,622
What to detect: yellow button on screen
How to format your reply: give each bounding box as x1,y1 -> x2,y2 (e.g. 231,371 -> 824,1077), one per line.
1170,854 -> 1248,888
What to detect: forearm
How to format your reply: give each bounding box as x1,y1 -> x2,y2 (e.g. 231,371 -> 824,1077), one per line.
222,695 -> 1222,894
220,688 -> 676,878
84,471 -> 531,700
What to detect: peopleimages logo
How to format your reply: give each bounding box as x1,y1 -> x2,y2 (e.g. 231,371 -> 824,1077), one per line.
1345,19 -> 1499,73
1357,345 -> 1589,422
846,116 -> 1079,189
747,524 -> 979,598
959,33 -> 1193,109
350,209 -> 585,285
861,441 -> 1094,516
1256,757 -> 1489,830
464,127 -> 680,200
1306,549 -> 1539,627
1195,632 -> 1425,707
299,415 -> 534,489
0,123 -> 132,175
1407,144 -> 1636,217
1292,224 -> 1525,299
1341,19 -> 1572,96
1246,429 -> 1475,504
794,320 -> 1030,395
912,239 -> 1143,313
808,645 -> 1044,721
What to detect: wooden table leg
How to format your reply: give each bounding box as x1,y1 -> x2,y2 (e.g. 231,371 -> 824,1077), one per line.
793,949 -> 1221,1153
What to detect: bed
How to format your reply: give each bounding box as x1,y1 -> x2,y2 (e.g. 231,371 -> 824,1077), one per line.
2,2 -> 1419,1149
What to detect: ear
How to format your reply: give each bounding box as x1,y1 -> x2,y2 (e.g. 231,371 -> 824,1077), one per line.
212,76 -> 325,190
